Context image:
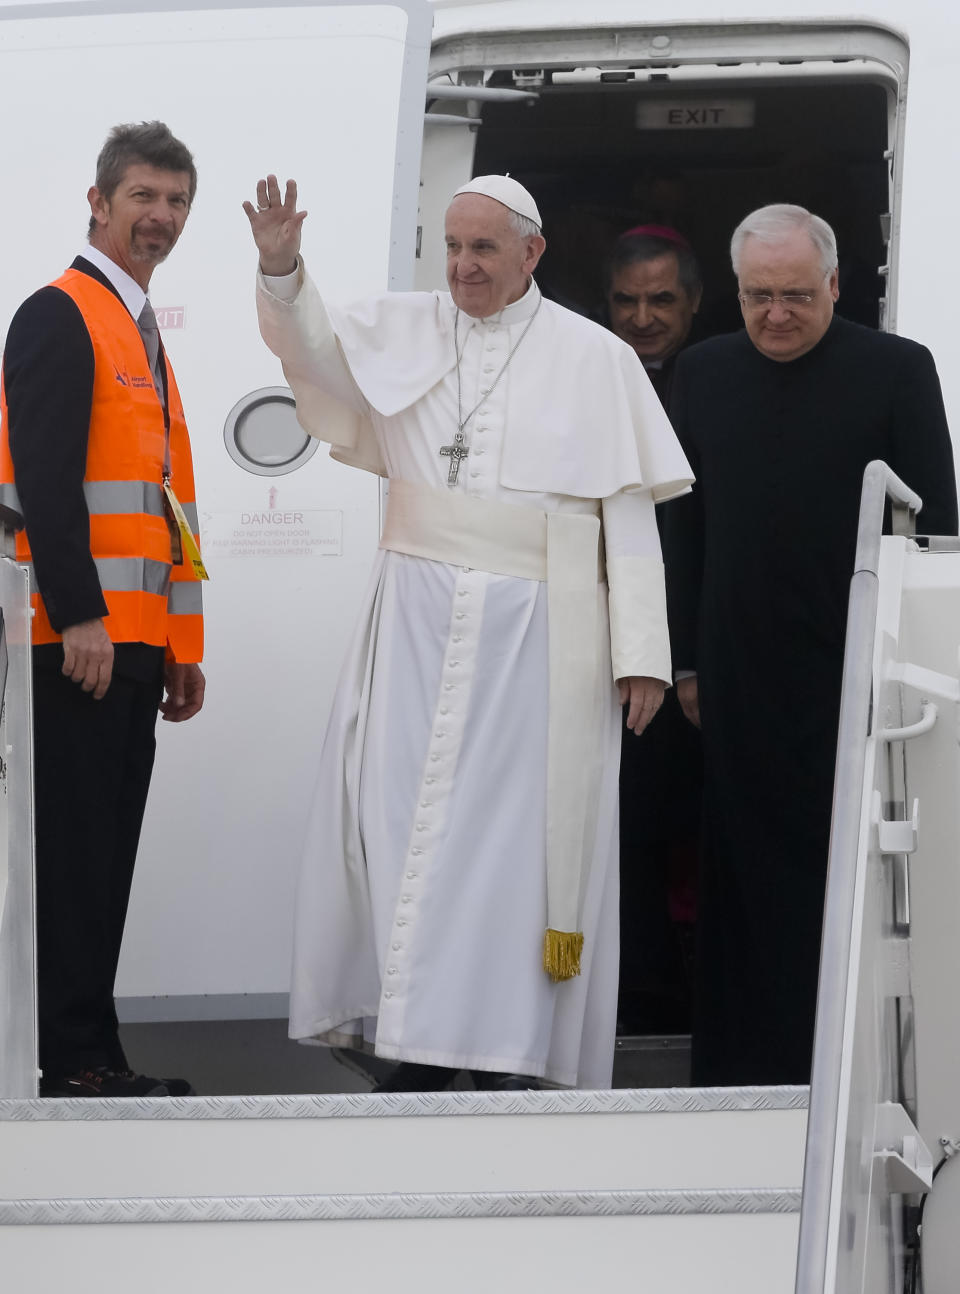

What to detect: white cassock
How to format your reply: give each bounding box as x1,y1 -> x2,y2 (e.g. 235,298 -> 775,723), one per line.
257,263 -> 693,1088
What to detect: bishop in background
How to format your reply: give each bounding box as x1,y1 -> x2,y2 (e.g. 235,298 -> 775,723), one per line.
245,173 -> 692,1092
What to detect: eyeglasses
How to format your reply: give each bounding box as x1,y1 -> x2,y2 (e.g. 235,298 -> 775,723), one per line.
738,290 -> 821,310
738,272 -> 831,311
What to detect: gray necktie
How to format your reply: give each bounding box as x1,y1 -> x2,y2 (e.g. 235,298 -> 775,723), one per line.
137,300 -> 165,403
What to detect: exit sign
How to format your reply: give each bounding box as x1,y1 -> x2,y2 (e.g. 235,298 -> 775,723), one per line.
636,99 -> 755,130
155,306 -> 185,329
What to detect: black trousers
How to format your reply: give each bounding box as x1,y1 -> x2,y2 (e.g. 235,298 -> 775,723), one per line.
32,646 -> 164,1077
618,691 -> 702,1014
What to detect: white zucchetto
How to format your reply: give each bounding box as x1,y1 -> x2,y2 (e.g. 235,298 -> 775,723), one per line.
451,174 -> 542,228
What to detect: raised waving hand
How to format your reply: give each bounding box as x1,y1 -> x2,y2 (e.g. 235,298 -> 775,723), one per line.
242,174 -> 307,277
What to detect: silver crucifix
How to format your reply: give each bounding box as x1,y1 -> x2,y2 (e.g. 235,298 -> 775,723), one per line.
439,431 -> 469,487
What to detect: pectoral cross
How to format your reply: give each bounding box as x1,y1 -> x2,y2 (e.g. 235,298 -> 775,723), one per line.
440,431 -> 469,487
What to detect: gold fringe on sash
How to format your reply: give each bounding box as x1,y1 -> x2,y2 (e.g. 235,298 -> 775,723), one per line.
543,929 -> 585,982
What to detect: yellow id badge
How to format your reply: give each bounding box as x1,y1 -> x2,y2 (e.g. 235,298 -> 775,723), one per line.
162,479 -> 209,581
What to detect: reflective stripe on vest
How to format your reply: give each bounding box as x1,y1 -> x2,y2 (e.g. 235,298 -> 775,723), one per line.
0,480 -> 201,530
168,580 -> 203,615
85,479 -> 164,517
22,557 -> 172,598
84,480 -> 199,531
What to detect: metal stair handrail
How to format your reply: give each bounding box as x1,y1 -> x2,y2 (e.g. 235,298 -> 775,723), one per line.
794,460 -> 922,1294
0,503 -> 22,560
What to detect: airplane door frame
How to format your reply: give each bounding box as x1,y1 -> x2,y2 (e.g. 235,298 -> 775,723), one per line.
426,20 -> 909,330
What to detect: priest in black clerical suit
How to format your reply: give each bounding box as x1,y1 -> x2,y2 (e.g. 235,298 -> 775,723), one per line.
664,203 -> 958,1086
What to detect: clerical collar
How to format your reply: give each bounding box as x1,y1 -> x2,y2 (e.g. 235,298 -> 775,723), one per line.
749,312 -> 841,367
473,278 -> 541,327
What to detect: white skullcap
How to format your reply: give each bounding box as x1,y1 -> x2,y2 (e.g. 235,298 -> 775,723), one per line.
451,174 -> 542,228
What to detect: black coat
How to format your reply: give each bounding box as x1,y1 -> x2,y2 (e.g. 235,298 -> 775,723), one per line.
664,315 -> 958,1084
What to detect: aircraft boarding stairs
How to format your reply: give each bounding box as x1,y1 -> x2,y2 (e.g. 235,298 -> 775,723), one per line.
0,462 -> 957,1294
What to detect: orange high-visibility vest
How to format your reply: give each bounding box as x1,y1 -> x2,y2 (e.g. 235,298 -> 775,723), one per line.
0,268 -> 203,663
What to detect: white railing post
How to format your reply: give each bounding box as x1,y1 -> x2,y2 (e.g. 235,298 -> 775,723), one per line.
795,461 -> 922,1294
0,501 -> 36,1098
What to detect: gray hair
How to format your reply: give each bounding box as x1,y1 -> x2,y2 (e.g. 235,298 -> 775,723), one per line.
605,233 -> 702,301
730,204 -> 837,277
508,209 -> 542,238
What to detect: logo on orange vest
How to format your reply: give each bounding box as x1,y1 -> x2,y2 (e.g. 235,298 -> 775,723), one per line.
131,376 -> 153,389
114,365 -> 128,386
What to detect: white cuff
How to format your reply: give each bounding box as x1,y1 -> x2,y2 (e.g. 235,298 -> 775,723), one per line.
607,554 -> 671,684
259,257 -> 303,302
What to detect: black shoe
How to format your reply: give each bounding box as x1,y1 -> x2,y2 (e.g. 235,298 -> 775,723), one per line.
39,1067 -> 169,1098
372,1062 -> 456,1093
492,1074 -> 539,1091
159,1077 -> 195,1097
471,1069 -> 540,1091
117,1069 -> 195,1097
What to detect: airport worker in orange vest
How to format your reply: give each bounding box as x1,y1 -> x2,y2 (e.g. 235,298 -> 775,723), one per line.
0,121 -> 206,1098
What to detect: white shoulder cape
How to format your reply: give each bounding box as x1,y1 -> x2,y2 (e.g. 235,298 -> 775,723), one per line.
257,267 -> 693,503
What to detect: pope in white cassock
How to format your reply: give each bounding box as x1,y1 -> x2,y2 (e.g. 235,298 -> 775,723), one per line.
244,173 -> 694,1091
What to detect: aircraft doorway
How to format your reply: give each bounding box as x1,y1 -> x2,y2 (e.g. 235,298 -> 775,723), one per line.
472,72 -> 891,336
420,24 -> 905,1076
422,57 -> 899,336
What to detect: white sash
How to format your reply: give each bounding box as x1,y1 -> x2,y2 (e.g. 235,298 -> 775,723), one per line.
380,479 -> 603,980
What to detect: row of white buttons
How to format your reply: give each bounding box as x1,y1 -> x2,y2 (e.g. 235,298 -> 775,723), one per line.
465,327 -> 510,492
382,572 -> 483,1010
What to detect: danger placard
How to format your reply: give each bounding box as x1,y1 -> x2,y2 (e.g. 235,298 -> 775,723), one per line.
201,509 -> 343,559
